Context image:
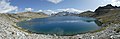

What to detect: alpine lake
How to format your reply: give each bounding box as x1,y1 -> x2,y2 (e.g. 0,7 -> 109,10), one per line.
17,16 -> 102,36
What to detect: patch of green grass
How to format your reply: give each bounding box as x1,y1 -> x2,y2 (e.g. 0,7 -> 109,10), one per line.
90,26 -> 108,33
12,24 -> 33,34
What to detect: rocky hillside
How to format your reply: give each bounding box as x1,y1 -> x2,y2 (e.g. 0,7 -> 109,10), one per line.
78,11 -> 95,17
5,12 -> 48,22
94,4 -> 120,16
79,4 -> 120,24
94,4 -> 120,24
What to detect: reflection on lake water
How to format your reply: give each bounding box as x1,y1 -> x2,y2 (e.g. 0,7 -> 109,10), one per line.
17,16 -> 101,36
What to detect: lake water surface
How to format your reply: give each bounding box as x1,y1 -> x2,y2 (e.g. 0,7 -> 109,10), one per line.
17,16 -> 101,36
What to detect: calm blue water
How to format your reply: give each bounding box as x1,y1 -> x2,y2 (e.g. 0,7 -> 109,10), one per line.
17,16 -> 101,36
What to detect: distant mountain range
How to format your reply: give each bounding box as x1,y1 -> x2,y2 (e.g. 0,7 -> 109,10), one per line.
51,11 -> 78,16
78,4 -> 120,17
7,4 -> 120,20
78,4 -> 120,24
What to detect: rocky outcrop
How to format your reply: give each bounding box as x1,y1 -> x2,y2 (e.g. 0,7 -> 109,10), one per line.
93,4 -> 120,23
94,4 -> 120,16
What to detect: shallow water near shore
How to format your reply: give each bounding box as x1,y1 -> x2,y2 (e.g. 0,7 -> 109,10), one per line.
17,16 -> 101,36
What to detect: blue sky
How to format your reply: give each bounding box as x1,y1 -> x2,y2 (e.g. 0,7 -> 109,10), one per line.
10,0 -> 100,10
0,0 -> 120,14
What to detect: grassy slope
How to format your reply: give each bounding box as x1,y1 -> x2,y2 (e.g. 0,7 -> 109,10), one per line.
91,9 -> 120,33
96,9 -> 120,24
78,9 -> 120,33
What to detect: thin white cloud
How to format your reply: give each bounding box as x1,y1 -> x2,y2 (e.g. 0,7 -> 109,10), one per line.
25,8 -> 34,11
113,0 -> 120,2
111,0 -> 120,6
57,8 -> 84,13
100,0 -> 120,6
47,0 -> 63,4
37,8 -> 84,15
37,10 -> 43,12
0,0 -> 18,13
37,10 -> 58,15
43,10 -> 57,15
